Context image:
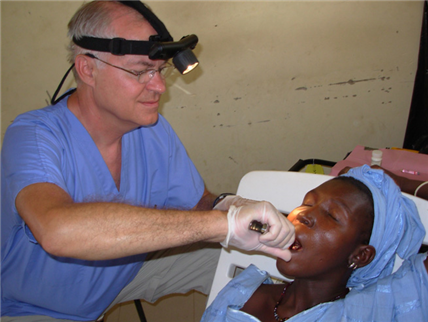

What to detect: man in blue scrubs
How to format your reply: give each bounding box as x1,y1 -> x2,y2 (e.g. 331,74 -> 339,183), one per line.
1,1 -> 295,321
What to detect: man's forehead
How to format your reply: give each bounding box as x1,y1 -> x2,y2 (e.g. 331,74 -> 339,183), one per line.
121,55 -> 166,68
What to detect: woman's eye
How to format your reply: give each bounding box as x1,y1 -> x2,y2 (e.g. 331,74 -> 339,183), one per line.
328,212 -> 338,222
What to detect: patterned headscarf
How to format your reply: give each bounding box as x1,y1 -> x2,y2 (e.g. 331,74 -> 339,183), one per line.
343,165 -> 425,289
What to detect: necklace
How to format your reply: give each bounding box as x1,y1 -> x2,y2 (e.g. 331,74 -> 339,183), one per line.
273,283 -> 349,321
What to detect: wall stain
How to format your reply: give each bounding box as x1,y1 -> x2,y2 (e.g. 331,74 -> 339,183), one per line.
229,156 -> 238,164
213,124 -> 235,128
329,78 -> 376,86
325,94 -> 357,100
295,87 -> 308,91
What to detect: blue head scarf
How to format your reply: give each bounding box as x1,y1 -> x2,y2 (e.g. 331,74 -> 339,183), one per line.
343,165 -> 425,289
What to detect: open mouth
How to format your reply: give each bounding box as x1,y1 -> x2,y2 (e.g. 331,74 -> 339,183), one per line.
289,239 -> 302,251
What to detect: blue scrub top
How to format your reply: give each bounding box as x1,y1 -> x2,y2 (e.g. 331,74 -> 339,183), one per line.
1,93 -> 205,320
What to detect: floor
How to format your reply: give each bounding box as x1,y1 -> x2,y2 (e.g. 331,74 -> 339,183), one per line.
104,291 -> 207,322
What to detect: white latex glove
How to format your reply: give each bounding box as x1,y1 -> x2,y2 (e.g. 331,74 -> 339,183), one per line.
214,195 -> 256,211
221,201 -> 295,261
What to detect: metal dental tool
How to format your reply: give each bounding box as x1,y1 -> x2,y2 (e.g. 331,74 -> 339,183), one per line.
249,220 -> 269,234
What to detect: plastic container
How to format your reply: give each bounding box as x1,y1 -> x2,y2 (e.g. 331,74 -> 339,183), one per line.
371,150 -> 383,166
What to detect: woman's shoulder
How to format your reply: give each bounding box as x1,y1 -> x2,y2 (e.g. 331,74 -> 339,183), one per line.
241,282 -> 289,320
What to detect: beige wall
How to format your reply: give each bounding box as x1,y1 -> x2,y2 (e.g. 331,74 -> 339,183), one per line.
2,1 -> 424,195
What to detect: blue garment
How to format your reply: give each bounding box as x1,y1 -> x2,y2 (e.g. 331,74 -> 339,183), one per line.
343,166 -> 426,289
1,93 -> 205,320
202,256 -> 428,321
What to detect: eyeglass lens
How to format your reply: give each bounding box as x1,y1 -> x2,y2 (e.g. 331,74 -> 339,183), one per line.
139,65 -> 174,84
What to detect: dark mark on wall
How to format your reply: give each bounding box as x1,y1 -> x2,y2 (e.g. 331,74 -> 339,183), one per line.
214,100 -> 219,103
45,90 -> 52,106
234,97 -> 242,100
329,78 -> 376,86
213,124 -> 234,128
257,120 -> 271,123
324,94 -> 357,100
296,87 -> 308,91
229,156 -> 238,164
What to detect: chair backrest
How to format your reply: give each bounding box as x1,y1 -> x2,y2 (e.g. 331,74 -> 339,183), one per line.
206,170 -> 428,307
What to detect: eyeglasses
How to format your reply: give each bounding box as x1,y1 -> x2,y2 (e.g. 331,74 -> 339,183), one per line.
84,53 -> 174,84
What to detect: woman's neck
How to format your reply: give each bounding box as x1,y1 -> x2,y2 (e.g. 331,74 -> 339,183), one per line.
274,280 -> 349,320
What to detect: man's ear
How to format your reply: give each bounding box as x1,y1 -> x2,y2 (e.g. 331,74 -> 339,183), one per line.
349,245 -> 376,269
74,54 -> 96,86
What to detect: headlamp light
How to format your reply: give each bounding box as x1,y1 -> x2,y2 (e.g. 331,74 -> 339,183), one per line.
149,35 -> 199,74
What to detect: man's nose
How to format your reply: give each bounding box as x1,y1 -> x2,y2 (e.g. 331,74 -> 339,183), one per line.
145,71 -> 167,94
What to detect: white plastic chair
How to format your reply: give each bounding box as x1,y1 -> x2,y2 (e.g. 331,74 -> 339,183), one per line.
206,170 -> 428,307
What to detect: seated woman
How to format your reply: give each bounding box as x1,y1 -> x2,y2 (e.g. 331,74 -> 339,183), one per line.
202,165 -> 427,321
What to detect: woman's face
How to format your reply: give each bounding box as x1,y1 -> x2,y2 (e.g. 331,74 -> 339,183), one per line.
278,179 -> 371,279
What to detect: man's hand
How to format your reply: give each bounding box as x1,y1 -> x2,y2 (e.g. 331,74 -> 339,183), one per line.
214,195 -> 257,211
221,201 -> 295,261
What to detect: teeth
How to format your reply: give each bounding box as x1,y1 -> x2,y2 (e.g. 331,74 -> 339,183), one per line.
290,240 -> 301,250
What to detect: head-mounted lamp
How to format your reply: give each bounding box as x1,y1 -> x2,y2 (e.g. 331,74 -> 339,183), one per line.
51,0 -> 199,104
73,33 -> 199,75
74,0 -> 199,74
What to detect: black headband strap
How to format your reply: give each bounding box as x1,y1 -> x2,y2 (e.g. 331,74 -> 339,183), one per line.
118,1 -> 173,42
72,1 -> 174,56
73,36 -> 155,56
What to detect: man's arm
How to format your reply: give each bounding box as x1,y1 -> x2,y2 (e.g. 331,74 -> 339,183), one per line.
193,187 -> 217,211
16,182 -> 227,261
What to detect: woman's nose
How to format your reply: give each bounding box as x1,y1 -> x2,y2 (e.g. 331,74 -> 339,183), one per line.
296,210 -> 314,227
